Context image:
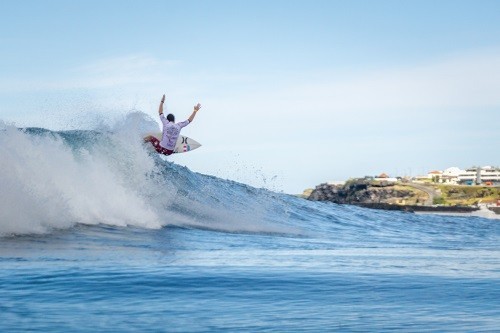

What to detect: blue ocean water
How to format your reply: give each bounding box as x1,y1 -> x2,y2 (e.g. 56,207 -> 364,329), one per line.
1,115 -> 499,332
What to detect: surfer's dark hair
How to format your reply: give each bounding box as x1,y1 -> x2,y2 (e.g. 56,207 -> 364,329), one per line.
167,114 -> 175,122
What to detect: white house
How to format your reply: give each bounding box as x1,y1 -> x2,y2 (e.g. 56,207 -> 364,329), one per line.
441,167 -> 464,184
427,170 -> 443,181
374,173 -> 398,183
457,166 -> 500,185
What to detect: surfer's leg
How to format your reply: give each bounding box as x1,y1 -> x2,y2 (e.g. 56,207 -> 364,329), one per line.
145,136 -> 162,153
144,136 -> 174,156
163,148 -> 174,156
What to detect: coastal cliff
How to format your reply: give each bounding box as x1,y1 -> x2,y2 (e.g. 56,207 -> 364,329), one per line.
306,179 -> 500,213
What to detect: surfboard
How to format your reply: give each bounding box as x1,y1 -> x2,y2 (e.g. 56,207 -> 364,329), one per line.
145,132 -> 202,154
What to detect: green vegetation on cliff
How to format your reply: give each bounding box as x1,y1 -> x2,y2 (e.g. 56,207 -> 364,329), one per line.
434,185 -> 500,206
306,179 -> 500,207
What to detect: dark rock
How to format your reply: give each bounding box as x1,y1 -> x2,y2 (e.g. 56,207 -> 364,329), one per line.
307,179 -> 479,213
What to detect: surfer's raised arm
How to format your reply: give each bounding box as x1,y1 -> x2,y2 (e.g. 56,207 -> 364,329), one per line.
158,94 -> 165,116
188,103 -> 201,123
145,97 -> 202,156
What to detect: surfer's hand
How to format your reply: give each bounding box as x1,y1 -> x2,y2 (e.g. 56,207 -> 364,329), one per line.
161,94 -> 165,103
194,103 -> 201,112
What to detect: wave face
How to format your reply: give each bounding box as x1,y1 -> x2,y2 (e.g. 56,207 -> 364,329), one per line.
1,112 -> 500,239
0,113 -> 299,236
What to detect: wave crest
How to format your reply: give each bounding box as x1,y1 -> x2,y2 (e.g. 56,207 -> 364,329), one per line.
0,113 -> 297,236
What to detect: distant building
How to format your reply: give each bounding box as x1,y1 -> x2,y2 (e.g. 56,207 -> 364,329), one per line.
443,167 -> 462,177
374,173 -> 398,183
409,166 -> 499,186
413,170 -> 442,183
441,167 -> 463,184
327,181 -> 346,186
413,168 -> 462,184
427,170 -> 443,183
457,166 -> 500,186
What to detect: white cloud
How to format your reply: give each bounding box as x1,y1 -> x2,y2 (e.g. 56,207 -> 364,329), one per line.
2,49 -> 499,193
172,48 -> 500,151
0,54 -> 179,92
335,50 -> 500,110
4,49 -> 499,115
70,54 -> 179,89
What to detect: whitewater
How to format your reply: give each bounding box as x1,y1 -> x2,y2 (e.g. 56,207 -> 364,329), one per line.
1,113 -> 499,332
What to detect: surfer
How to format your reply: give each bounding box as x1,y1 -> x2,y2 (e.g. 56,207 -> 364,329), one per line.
144,94 -> 201,156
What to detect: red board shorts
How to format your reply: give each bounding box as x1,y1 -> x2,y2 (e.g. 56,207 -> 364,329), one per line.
145,136 -> 174,156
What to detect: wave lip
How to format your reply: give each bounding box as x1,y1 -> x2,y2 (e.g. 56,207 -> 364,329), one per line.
0,113 -> 301,237
0,116 -> 163,236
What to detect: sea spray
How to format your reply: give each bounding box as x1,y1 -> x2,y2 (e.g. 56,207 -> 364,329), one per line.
0,120 -> 162,235
0,113 -> 300,236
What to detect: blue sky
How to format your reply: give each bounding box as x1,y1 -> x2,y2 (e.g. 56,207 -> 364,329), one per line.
1,0 -> 499,193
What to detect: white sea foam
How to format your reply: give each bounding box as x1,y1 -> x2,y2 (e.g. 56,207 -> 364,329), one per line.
0,115 -> 163,235
0,113 -> 300,236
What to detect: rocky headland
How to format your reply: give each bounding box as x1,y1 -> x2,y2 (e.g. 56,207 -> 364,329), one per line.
306,179 -> 500,213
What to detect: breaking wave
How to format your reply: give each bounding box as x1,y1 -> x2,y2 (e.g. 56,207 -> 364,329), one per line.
0,112 -> 296,236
